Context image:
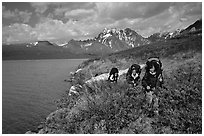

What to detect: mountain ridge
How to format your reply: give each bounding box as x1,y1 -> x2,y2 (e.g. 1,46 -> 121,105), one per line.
2,19 -> 202,60
62,27 -> 151,54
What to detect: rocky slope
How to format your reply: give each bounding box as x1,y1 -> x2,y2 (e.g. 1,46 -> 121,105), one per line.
180,19 -> 202,34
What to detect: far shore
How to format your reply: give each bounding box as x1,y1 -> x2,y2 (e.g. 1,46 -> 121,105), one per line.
2,57 -> 91,61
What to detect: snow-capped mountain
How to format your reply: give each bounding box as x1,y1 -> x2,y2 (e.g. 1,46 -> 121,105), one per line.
148,19 -> 202,42
26,41 -> 58,48
63,28 -> 151,55
26,41 -> 38,47
147,29 -> 182,42
21,19 -> 202,56
3,19 -> 202,60
95,28 -> 150,48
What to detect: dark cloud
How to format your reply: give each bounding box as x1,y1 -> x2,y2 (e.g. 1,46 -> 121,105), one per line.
96,3 -> 171,21
2,2 -> 31,12
2,2 -> 202,44
2,6 -> 32,25
30,2 -> 95,16
29,2 -> 96,24
19,11 -> 32,23
30,2 -> 50,13
2,6 -> 16,19
142,3 -> 171,18
184,3 -> 202,16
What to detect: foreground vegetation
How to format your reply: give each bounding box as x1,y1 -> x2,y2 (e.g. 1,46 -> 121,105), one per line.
32,34 -> 202,134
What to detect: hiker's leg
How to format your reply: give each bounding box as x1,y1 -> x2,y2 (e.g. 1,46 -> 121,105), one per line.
146,91 -> 153,106
153,94 -> 159,115
128,83 -> 134,88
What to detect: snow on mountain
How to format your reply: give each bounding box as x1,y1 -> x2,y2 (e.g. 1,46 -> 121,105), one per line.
96,27 -> 150,48
62,19 -> 202,56
148,29 -> 182,42
47,40 -> 69,46
62,27 -> 151,55
84,43 -> 93,47
148,19 -> 202,42
55,42 -> 68,46
26,41 -> 38,48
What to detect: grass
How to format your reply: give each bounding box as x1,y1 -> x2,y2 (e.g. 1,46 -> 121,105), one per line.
43,60 -> 201,134
75,34 -> 201,80
37,34 -> 202,134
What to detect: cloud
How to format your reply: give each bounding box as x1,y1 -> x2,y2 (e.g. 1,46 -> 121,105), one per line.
3,23 -> 37,43
183,3 -> 202,17
53,2 -> 95,15
2,16 -> 103,44
180,17 -> 188,22
64,9 -> 95,20
30,2 -> 95,17
2,2 -> 202,44
2,6 -> 16,19
95,2 -> 171,21
19,11 -> 32,23
3,18 -> 87,43
102,2 -> 201,38
30,2 -> 50,14
34,19 -> 79,40
2,6 -> 32,23
54,6 -> 70,16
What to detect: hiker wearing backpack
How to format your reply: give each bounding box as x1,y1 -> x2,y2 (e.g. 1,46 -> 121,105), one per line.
108,67 -> 119,83
126,64 -> 141,87
142,57 -> 164,115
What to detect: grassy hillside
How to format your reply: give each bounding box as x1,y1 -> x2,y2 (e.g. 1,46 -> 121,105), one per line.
75,34 -> 201,80
31,34 -> 202,134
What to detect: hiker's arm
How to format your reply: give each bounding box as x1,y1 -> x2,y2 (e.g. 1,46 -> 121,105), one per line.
135,77 -> 141,85
108,75 -> 114,81
126,71 -> 133,84
108,75 -> 110,81
127,76 -> 133,84
142,76 -> 148,88
158,74 -> 164,84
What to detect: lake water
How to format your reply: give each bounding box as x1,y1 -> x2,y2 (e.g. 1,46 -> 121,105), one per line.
2,59 -> 86,134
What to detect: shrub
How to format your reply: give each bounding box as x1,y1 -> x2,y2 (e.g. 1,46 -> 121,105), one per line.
155,61 -> 202,134
64,80 -> 148,134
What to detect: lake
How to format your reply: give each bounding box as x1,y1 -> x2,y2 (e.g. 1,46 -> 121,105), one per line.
2,59 -> 86,134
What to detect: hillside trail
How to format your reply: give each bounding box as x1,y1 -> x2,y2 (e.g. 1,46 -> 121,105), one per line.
85,64 -> 146,84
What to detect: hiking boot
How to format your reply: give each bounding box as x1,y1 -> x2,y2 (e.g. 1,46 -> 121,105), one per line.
154,110 -> 159,116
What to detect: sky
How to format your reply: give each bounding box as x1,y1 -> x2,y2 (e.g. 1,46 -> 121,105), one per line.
2,2 -> 202,44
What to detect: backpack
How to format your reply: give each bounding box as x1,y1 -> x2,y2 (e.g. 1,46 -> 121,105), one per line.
145,57 -> 162,76
108,67 -> 119,82
127,64 -> 141,76
126,64 -> 141,85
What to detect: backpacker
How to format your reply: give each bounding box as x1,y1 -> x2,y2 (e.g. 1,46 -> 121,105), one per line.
126,64 -> 141,87
145,57 -> 163,77
143,57 -> 164,89
108,67 -> 119,83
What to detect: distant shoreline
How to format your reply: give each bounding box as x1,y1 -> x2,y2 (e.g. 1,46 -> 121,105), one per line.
2,58 -> 89,61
